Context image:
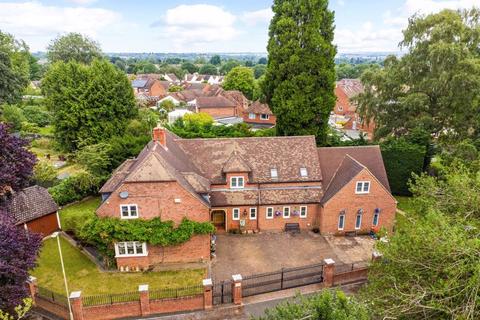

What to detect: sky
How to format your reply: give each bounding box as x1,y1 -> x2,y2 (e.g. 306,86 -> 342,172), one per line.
0,0 -> 478,53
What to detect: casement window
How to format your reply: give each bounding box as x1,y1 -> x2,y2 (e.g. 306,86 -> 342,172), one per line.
300,206 -> 307,218
355,181 -> 370,194
232,208 -> 240,221
115,242 -> 147,257
270,168 -> 278,178
120,204 -> 138,219
266,207 -> 274,220
300,167 -> 308,177
249,208 -> 257,220
283,207 -> 290,218
230,176 -> 244,189
338,213 -> 345,230
355,212 -> 363,230
372,209 -> 380,226
260,114 -> 269,120
248,113 -> 256,119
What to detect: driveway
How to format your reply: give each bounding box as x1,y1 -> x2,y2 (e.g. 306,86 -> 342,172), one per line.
211,232 -> 374,281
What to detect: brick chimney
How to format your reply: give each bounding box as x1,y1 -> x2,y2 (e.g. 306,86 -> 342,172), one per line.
152,126 -> 166,147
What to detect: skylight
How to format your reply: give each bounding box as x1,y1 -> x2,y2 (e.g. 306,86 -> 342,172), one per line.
300,167 -> 308,177
270,168 -> 278,178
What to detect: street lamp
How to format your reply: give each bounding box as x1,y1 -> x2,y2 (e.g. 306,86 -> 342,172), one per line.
51,232 -> 73,320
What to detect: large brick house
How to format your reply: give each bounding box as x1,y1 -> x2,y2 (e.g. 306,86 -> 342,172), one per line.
97,127 -> 396,269
242,101 -> 276,128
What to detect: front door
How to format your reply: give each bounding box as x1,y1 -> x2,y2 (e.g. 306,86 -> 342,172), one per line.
212,210 -> 226,230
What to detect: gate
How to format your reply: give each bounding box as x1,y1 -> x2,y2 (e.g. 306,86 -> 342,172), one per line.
242,262 -> 324,297
212,280 -> 232,305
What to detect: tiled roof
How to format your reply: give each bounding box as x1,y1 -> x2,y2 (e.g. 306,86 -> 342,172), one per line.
209,190 -> 258,206
259,187 -> 323,205
222,152 -> 252,173
336,79 -> 364,98
196,96 -> 236,108
246,101 -> 273,115
6,185 -> 58,224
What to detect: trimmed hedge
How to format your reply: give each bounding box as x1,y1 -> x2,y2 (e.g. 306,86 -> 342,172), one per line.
381,139 -> 426,196
48,172 -> 103,206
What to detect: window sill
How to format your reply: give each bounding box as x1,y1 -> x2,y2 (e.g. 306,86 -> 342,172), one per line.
115,253 -> 148,258
120,216 -> 139,220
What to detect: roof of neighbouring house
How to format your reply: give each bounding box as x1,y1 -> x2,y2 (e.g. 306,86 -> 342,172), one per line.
245,101 -> 273,115
5,185 -> 58,225
336,79 -> 364,98
196,96 -> 237,108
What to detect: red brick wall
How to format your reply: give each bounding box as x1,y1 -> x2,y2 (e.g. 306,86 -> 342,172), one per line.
149,295 -> 203,314
149,81 -> 167,97
198,107 -> 236,118
333,267 -> 368,285
25,212 -> 59,236
320,169 -> 396,235
97,181 -> 210,225
36,297 -> 69,319
242,113 -> 277,125
334,86 -> 352,115
83,301 -> 141,320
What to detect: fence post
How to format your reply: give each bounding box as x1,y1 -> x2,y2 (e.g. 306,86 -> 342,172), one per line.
202,279 -> 213,310
139,284 -> 150,316
372,251 -> 383,261
26,276 -> 38,306
69,291 -> 83,320
323,258 -> 335,288
231,274 -> 242,305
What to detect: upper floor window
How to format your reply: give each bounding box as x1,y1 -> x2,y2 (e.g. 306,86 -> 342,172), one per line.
355,181 -> 370,194
230,176 -> 245,189
260,114 -> 269,120
300,206 -> 307,218
120,204 -> 138,219
248,113 -> 256,119
270,168 -> 278,178
115,241 -> 147,257
300,167 -> 308,177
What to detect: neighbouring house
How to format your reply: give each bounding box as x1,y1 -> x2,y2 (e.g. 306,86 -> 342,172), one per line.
97,127 -> 396,270
333,79 -> 375,138
132,78 -> 168,98
163,73 -> 180,84
5,185 -> 60,236
184,74 -> 224,85
243,101 -> 276,128
156,89 -> 203,108
195,96 -> 238,119
168,109 -> 193,124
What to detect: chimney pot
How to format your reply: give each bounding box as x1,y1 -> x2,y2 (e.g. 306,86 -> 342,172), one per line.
152,126 -> 166,147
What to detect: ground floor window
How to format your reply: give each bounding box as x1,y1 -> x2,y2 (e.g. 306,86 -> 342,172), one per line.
115,242 -> 147,257
283,207 -> 290,218
355,212 -> 362,230
373,209 -> 380,226
232,208 -> 240,220
250,208 -> 257,220
266,207 -> 274,219
338,214 -> 345,230
300,206 -> 307,218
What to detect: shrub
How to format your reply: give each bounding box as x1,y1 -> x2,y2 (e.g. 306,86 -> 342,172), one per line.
22,105 -> 52,127
1,105 -> 26,131
33,160 -> 57,187
76,143 -> 112,176
48,172 -> 102,206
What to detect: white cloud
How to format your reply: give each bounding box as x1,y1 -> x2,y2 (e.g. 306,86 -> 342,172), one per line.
152,4 -> 238,52
0,1 -> 120,39
67,0 -> 98,5
242,8 -> 273,26
337,0 -> 346,7
335,21 -> 401,52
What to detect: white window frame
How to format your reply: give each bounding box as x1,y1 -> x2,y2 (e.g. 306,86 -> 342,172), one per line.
283,206 -> 290,219
355,213 -> 362,230
230,176 -> 245,189
266,207 -> 274,220
338,105 -> 343,112
338,214 -> 345,230
248,112 -> 256,119
232,208 -> 240,221
300,167 -> 308,177
115,242 -> 147,257
355,181 -> 370,194
120,204 -> 138,219
270,168 -> 278,178
260,114 -> 269,120
373,211 -> 380,226
249,208 -> 257,220
300,206 -> 307,218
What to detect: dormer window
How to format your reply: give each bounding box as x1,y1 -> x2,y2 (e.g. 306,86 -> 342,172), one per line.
260,114 -> 269,120
300,167 -> 308,177
230,176 -> 244,189
270,168 -> 278,178
248,113 -> 256,119
355,181 -> 370,194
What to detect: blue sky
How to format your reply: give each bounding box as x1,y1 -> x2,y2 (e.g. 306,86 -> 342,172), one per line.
0,0 -> 477,53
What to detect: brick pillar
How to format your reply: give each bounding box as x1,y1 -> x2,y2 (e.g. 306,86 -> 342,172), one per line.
323,258 -> 335,288
202,279 -> 213,310
26,276 -> 38,306
372,251 -> 383,261
139,285 -> 150,316
231,274 -> 242,305
69,291 -> 83,320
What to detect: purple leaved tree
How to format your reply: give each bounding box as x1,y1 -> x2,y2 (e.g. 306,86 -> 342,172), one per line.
0,211 -> 42,312
0,123 -> 37,197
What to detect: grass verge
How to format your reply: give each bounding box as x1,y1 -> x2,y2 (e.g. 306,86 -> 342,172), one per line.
59,197 -> 101,232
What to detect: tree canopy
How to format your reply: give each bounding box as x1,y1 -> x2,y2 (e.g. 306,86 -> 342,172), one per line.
209,55 -> 221,65
222,66 -> 255,99
263,0 -> 336,144
356,9 -> 480,142
46,32 -> 103,64
198,63 -> 218,75
42,59 -> 137,152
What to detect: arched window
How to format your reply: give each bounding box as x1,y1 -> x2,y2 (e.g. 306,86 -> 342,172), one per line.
372,208 -> 381,226
338,210 -> 346,230
355,209 -> 363,230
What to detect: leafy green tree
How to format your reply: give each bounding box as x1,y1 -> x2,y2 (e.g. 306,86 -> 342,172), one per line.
356,9 -> 480,142
168,85 -> 183,92
76,143 -> 112,176
33,160 -> 57,186
335,63 -> 379,80
257,290 -> 370,320
42,59 -> 137,152
253,64 -> 266,79
181,61 -> 198,73
0,105 -> 26,131
257,57 -> 267,65
22,105 -> 51,127
47,33 -> 102,64
28,54 -> 43,81
134,60 -> 158,74
219,60 -> 240,75
0,298 -> 32,320
159,100 -> 175,112
198,63 -> 217,75
263,0 -> 336,144
222,66 -> 255,99
209,55 -> 221,65
0,31 -> 30,104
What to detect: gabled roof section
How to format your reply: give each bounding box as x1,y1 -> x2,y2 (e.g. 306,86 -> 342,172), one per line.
246,101 -> 273,115
100,159 -> 136,193
6,185 -> 58,225
196,96 -> 236,108
125,151 -> 175,182
182,172 -> 210,193
222,151 -> 252,173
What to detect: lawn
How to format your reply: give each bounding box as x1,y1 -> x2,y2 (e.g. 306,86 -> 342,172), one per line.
32,237 -> 205,296
395,196 -> 415,213
59,197 -> 101,232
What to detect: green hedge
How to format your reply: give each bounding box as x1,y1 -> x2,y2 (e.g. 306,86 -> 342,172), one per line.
381,139 -> 426,196
48,172 -> 103,206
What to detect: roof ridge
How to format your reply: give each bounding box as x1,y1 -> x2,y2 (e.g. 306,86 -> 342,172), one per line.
317,145 -> 380,150
173,135 -> 316,142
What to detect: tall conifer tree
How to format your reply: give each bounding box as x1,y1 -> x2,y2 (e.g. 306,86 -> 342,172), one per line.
263,0 -> 336,144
